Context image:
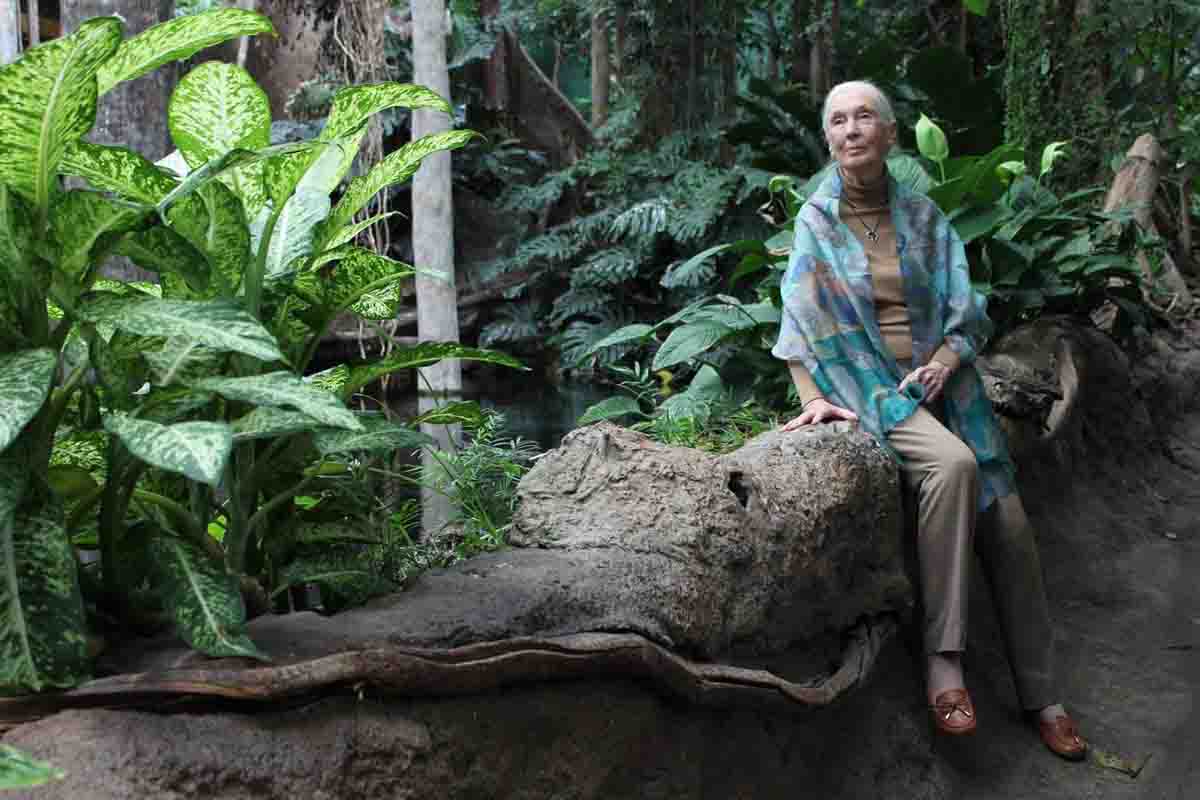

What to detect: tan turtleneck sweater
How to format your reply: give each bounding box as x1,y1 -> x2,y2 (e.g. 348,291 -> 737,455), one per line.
789,170 -> 961,407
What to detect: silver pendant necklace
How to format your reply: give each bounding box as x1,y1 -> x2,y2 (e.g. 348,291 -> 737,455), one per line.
844,193 -> 883,243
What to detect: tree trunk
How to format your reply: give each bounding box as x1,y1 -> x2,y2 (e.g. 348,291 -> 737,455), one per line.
412,0 -> 462,535
1102,134 -> 1193,313
244,0 -> 328,119
1,0 -> 21,65
63,0 -> 174,283
719,1 -> 737,122
590,9 -> 609,128
790,0 -> 809,84
480,0 -> 508,110
1003,0 -> 1113,189
614,6 -> 626,81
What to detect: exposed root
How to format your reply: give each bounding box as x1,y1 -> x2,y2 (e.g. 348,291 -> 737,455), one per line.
0,617 -> 896,727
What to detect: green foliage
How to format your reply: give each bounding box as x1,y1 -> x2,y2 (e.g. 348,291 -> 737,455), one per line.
0,745 -> 63,790
481,106 -> 774,373
0,10 -> 511,695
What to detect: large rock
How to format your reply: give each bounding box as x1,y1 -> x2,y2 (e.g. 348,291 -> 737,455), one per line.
510,421 -> 909,657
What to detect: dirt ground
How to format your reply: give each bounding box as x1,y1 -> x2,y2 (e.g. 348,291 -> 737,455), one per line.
922,406 -> 1200,799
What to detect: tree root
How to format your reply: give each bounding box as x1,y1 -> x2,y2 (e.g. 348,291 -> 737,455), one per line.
0,616 -> 897,728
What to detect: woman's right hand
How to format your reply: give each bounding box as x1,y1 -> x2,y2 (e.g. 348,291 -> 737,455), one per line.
780,399 -> 859,431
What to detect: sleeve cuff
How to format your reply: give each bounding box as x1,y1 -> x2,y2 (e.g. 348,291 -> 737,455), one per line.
931,342 -> 961,372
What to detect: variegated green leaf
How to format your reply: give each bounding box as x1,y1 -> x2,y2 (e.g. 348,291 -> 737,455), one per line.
308,83 -> 451,196
97,8 -> 275,95
81,297 -> 284,362
52,191 -> 148,281
113,226 -> 211,293
166,180 -> 250,298
318,210 -> 399,251
88,329 -> 148,407
0,349 -> 57,454
197,371 -> 360,430
0,744 -> 65,789
231,407 -> 320,441
320,130 -> 477,249
0,17 -> 123,213
264,83 -> 451,205
60,141 -> 178,204
0,461 -> 90,693
293,246 -> 413,318
147,534 -> 266,660
168,61 -> 271,216
306,363 -> 348,396
143,338 -> 224,386
104,414 -> 232,486
272,552 -> 393,609
341,343 -> 524,398
313,416 -> 433,455
0,184 -> 39,302
264,189 -> 330,278
155,141 -> 324,218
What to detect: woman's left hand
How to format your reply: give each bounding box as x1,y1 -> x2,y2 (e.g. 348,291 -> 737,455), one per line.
898,360 -> 952,404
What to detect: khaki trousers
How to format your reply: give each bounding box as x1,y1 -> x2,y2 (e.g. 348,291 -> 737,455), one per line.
888,407 -> 1057,710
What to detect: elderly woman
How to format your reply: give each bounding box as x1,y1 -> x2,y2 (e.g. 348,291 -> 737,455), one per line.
773,80 -> 1086,758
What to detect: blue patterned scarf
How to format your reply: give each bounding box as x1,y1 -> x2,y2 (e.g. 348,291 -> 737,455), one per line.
772,168 -> 1014,510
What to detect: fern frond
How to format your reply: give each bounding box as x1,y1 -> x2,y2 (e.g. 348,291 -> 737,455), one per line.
556,307 -> 641,371
609,199 -> 671,241
549,288 -> 614,326
571,247 -> 641,289
479,300 -> 544,347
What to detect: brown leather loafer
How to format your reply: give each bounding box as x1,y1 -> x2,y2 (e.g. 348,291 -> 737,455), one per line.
1038,714 -> 1087,761
930,688 -> 977,735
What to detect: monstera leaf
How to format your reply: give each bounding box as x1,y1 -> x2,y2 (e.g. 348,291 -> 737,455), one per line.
0,17 -> 122,215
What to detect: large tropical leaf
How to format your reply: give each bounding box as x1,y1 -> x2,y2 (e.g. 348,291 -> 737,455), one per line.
0,349 -> 57,454
60,141 -> 179,205
651,321 -> 734,371
197,371 -> 361,431
265,83 -> 451,204
166,180 -> 250,297
112,226 -> 212,293
88,330 -> 148,407
80,297 -> 284,362
104,414 -> 232,486
231,407 -> 320,442
97,8 -> 275,95
341,343 -> 525,398
0,745 -> 64,790
312,416 -> 433,456
292,247 -> 413,318
155,140 -> 324,219
263,189 -> 330,278
0,17 -> 122,214
577,395 -> 644,425
0,185 -> 41,306
319,130 -> 477,250
0,461 -> 90,694
147,534 -> 266,660
143,338 -> 225,386
51,191 -> 148,283
168,61 -> 272,215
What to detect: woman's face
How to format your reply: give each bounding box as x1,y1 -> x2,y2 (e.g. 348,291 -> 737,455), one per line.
824,86 -> 896,180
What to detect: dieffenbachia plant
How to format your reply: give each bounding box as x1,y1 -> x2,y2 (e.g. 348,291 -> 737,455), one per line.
0,9 -> 519,694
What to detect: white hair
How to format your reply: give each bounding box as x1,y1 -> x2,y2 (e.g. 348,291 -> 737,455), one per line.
821,81 -> 897,136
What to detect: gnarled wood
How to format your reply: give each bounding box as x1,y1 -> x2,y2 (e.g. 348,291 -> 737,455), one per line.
0,621 -> 895,728
1103,134 -> 1193,314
